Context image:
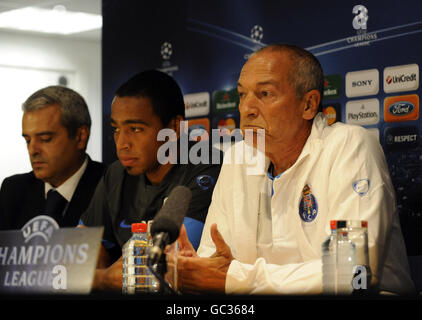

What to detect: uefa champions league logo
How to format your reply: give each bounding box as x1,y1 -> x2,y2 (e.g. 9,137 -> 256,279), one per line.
352,5 -> 368,30
347,4 -> 376,47
243,25 -> 264,60
161,41 -> 173,60
250,25 -> 263,43
21,215 -> 59,243
158,41 -> 178,75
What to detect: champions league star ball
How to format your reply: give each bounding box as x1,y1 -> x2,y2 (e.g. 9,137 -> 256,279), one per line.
251,25 -> 263,42
161,42 -> 173,60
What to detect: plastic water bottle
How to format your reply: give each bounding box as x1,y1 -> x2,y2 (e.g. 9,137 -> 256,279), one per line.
349,221 -> 372,295
147,220 -> 160,293
322,220 -> 371,295
322,220 -> 337,294
336,221 -> 356,295
122,222 -> 153,294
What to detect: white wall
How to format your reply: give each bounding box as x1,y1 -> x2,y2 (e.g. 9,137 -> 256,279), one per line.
0,30 -> 102,184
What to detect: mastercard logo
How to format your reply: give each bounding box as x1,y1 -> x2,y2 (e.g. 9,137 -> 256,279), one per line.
217,118 -> 236,130
323,106 -> 337,125
187,118 -> 210,141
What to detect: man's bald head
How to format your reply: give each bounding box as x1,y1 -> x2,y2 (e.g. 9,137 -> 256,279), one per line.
251,44 -> 324,102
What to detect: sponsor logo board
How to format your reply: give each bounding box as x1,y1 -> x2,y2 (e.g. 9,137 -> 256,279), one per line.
322,103 -> 342,125
212,89 -> 239,113
383,64 -> 419,93
346,69 -> 379,98
187,118 -> 210,142
384,94 -> 419,122
384,126 -> 419,151
212,113 -> 239,134
184,92 -> 210,118
345,98 -> 379,125
323,75 -> 342,100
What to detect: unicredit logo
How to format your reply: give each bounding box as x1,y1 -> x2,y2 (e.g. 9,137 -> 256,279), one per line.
386,73 -> 416,84
383,64 -> 419,93
184,92 -> 210,118
186,100 -> 207,109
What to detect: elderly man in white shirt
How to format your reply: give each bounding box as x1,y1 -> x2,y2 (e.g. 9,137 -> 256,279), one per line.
174,44 -> 415,295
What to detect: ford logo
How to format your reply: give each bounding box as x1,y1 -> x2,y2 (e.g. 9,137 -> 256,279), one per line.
388,101 -> 414,116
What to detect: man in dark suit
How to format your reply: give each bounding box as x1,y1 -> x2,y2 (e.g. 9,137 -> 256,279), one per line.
0,86 -> 105,230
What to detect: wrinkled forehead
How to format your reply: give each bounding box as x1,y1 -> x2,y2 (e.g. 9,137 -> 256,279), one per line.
238,50 -> 293,85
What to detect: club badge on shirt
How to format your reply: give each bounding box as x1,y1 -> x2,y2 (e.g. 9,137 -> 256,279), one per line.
196,175 -> 215,191
353,179 -> 370,196
299,184 -> 318,222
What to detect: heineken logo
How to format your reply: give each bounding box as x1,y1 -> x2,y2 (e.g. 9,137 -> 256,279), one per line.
323,75 -> 341,100
212,89 -> 239,113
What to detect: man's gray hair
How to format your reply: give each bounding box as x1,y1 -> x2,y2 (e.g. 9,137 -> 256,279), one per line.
254,44 -> 324,102
22,85 -> 91,138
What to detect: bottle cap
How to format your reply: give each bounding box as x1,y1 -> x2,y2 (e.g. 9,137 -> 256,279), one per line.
330,220 -> 337,230
131,223 -> 147,233
335,220 -> 368,229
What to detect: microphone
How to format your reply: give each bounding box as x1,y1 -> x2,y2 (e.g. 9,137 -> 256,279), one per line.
148,185 -> 192,266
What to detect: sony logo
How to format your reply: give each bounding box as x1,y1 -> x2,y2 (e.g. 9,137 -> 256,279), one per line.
352,80 -> 373,87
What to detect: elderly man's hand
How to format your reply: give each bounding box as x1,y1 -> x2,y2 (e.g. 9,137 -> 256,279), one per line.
173,223 -> 234,294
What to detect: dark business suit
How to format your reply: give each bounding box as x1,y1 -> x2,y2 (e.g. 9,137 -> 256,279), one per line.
0,157 -> 106,230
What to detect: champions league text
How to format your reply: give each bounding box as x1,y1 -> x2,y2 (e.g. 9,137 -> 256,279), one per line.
0,244 -> 87,289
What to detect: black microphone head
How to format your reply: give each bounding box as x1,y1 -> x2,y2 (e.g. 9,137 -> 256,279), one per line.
150,186 -> 192,242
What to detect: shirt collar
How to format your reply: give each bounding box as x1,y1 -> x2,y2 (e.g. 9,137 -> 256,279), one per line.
292,112 -> 326,164
267,162 -> 283,180
237,141 -> 270,176
44,157 -> 88,201
256,112 -> 327,176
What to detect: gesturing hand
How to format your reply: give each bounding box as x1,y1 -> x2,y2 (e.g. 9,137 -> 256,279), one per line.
175,223 -> 234,294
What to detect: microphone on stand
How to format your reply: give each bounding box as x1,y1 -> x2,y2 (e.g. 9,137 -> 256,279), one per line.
147,185 -> 192,266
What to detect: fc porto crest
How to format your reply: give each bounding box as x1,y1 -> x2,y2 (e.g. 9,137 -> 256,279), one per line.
196,175 -> 215,191
299,184 -> 318,222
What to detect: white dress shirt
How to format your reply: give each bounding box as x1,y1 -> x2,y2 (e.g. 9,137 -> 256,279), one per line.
44,157 -> 88,215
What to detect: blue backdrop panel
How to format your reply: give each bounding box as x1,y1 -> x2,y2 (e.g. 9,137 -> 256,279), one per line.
102,0 -> 422,255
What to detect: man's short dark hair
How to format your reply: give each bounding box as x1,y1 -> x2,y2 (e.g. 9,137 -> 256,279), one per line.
255,44 -> 324,102
115,70 -> 185,127
22,85 -> 91,139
